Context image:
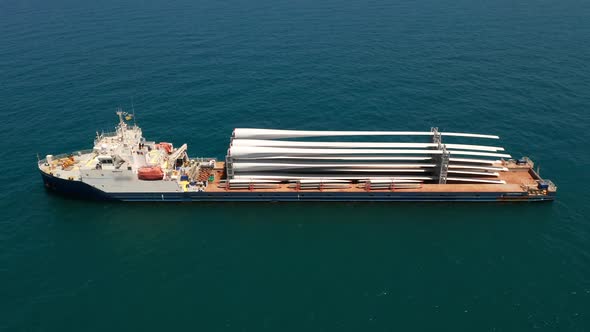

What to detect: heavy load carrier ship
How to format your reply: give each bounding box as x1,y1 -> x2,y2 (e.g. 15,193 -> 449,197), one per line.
38,111 -> 557,202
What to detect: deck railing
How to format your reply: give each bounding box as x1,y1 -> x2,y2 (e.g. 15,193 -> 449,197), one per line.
545,180 -> 557,191
38,149 -> 95,165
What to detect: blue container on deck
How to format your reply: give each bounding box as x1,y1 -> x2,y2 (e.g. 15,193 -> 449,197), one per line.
180,175 -> 189,181
516,158 -> 527,165
538,182 -> 549,190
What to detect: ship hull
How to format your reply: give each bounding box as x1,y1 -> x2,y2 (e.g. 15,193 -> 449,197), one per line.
41,171 -> 111,200
41,171 -> 555,202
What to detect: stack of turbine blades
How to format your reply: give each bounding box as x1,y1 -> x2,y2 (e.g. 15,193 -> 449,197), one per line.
361,183 -> 422,190
391,184 -> 422,189
217,184 -> 281,189
289,179 -> 351,183
357,179 -> 423,183
219,179 -> 281,184
217,179 -> 281,189
355,178 -> 424,190
287,184 -> 351,190
226,129 -> 512,184
285,179 -> 352,190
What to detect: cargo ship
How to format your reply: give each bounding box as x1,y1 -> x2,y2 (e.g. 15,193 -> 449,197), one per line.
38,111 -> 557,202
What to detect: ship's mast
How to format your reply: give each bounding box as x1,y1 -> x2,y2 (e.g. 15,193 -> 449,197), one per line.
131,97 -> 137,126
116,108 -> 125,126
116,107 -> 128,139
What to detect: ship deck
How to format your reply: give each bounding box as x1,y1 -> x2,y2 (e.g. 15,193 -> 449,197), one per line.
205,162 -> 541,194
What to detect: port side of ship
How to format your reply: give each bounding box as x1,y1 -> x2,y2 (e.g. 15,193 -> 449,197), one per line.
39,168 -> 556,202
38,112 -> 557,202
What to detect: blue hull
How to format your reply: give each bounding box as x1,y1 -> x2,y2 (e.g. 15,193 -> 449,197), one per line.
40,171 -> 555,202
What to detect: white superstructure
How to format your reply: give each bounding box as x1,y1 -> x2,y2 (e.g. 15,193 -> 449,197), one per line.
38,111 -> 215,193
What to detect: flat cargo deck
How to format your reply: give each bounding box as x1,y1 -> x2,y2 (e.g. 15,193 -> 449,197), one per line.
206,161 -> 541,194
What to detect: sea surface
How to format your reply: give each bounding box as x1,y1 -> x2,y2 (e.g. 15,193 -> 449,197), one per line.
1,0 -> 590,330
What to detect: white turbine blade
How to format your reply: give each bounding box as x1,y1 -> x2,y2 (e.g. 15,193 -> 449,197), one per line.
449,158 -> 500,164
225,179 -> 281,184
232,139 -> 505,152
442,132 -> 500,139
229,146 -> 444,157
448,165 -> 508,171
229,146 -> 510,158
447,150 -> 511,158
233,128 -> 500,139
233,129 -> 433,139
444,144 -> 504,152
232,139 -> 435,148
232,162 -> 437,171
446,177 -> 506,184
447,170 -> 499,177
323,168 -> 429,172
233,174 -> 434,181
361,179 -> 423,183
233,156 -> 434,161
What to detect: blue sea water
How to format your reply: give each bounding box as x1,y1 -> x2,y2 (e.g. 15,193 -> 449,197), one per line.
1,0 -> 590,330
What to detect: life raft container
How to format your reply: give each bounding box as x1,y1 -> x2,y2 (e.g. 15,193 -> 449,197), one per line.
137,166 -> 164,180
156,142 -> 173,154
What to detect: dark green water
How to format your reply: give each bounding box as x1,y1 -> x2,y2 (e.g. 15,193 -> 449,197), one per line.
1,0 -> 590,330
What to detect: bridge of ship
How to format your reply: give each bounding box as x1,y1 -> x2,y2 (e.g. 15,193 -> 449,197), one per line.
38,111 -> 195,188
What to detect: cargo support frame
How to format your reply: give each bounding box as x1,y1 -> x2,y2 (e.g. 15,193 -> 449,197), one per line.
431,127 -> 450,184
226,150 -> 235,179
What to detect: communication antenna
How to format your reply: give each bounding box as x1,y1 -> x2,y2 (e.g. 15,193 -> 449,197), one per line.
116,106 -> 125,126
131,97 -> 136,125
